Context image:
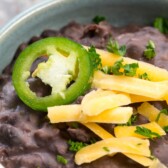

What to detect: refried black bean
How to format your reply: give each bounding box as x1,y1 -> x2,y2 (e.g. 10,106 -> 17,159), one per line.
0,21 -> 168,168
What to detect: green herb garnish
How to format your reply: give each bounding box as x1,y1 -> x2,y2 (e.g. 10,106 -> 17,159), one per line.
154,17 -> 168,34
143,40 -> 156,59
123,63 -> 139,77
102,59 -> 139,77
119,114 -> 137,126
135,126 -> 161,139
92,15 -> 106,24
137,143 -> 142,146
107,39 -> 126,56
110,59 -> 124,75
88,46 -> 102,71
126,115 -> 137,126
148,155 -> 156,160
101,66 -> 112,74
155,109 -> 168,122
163,126 -> 168,132
139,72 -> 150,80
68,140 -> 88,152
103,147 -> 110,152
56,155 -> 68,165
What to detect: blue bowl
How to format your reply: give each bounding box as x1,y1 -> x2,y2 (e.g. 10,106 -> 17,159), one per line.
0,0 -> 168,73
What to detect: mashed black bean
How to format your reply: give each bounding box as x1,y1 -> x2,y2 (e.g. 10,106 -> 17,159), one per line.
0,21 -> 168,168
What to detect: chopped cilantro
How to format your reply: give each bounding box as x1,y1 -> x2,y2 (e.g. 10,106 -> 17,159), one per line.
148,155 -> 156,160
101,66 -> 112,74
126,115 -> 137,126
103,147 -> 110,152
119,114 -> 137,126
163,126 -> 168,132
155,109 -> 168,122
154,17 -> 168,34
107,38 -> 126,56
68,140 -> 88,152
56,155 -> 68,165
139,72 -> 150,80
92,15 -> 106,24
123,63 -> 139,77
101,59 -> 139,77
143,40 -> 156,59
135,126 -> 161,139
137,143 -> 142,146
111,59 -> 124,75
101,60 -> 123,75
88,46 -> 102,71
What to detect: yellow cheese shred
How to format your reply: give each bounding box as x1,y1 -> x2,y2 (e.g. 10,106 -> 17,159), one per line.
84,46 -> 168,82
81,89 -> 131,116
83,123 -> 154,167
137,102 -> 168,128
75,137 -> 151,165
48,105 -> 132,124
114,122 -> 166,139
93,71 -> 168,99
82,123 -> 114,139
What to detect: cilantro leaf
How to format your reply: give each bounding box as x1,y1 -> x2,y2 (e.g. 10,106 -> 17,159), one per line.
92,15 -> 106,24
56,155 -> 68,165
101,59 -> 123,75
139,72 -> 150,80
135,126 -> 161,139
154,17 -> 168,34
103,147 -> 110,152
148,155 -> 156,160
126,114 -> 137,126
143,40 -> 156,59
155,109 -> 168,122
88,46 -> 102,71
101,66 -> 112,74
119,114 -> 137,126
111,59 -> 124,75
101,59 -> 139,77
123,63 -> 139,77
107,38 -> 126,56
68,140 -> 88,152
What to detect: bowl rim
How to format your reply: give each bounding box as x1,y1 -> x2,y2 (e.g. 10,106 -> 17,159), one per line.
0,0 -> 64,38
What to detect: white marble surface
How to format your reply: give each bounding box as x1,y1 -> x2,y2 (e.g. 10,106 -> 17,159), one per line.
0,0 -> 47,27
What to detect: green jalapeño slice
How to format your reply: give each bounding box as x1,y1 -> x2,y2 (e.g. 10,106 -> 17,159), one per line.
12,37 -> 93,111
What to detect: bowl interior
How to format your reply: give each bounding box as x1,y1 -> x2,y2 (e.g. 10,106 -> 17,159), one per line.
0,0 -> 168,73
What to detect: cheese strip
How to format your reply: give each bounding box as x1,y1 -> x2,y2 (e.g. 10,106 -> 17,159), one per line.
83,123 -> 155,167
137,102 -> 168,127
48,105 -> 82,123
82,89 -> 131,116
48,105 -> 132,124
124,153 -> 154,167
149,159 -> 167,168
75,137 -> 151,165
93,71 -> 168,99
114,122 -> 166,139
84,46 -> 168,81
82,123 -> 114,138
83,107 -> 133,124
130,94 -> 162,103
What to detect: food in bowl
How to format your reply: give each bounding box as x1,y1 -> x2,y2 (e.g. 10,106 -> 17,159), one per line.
0,17 -> 168,168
